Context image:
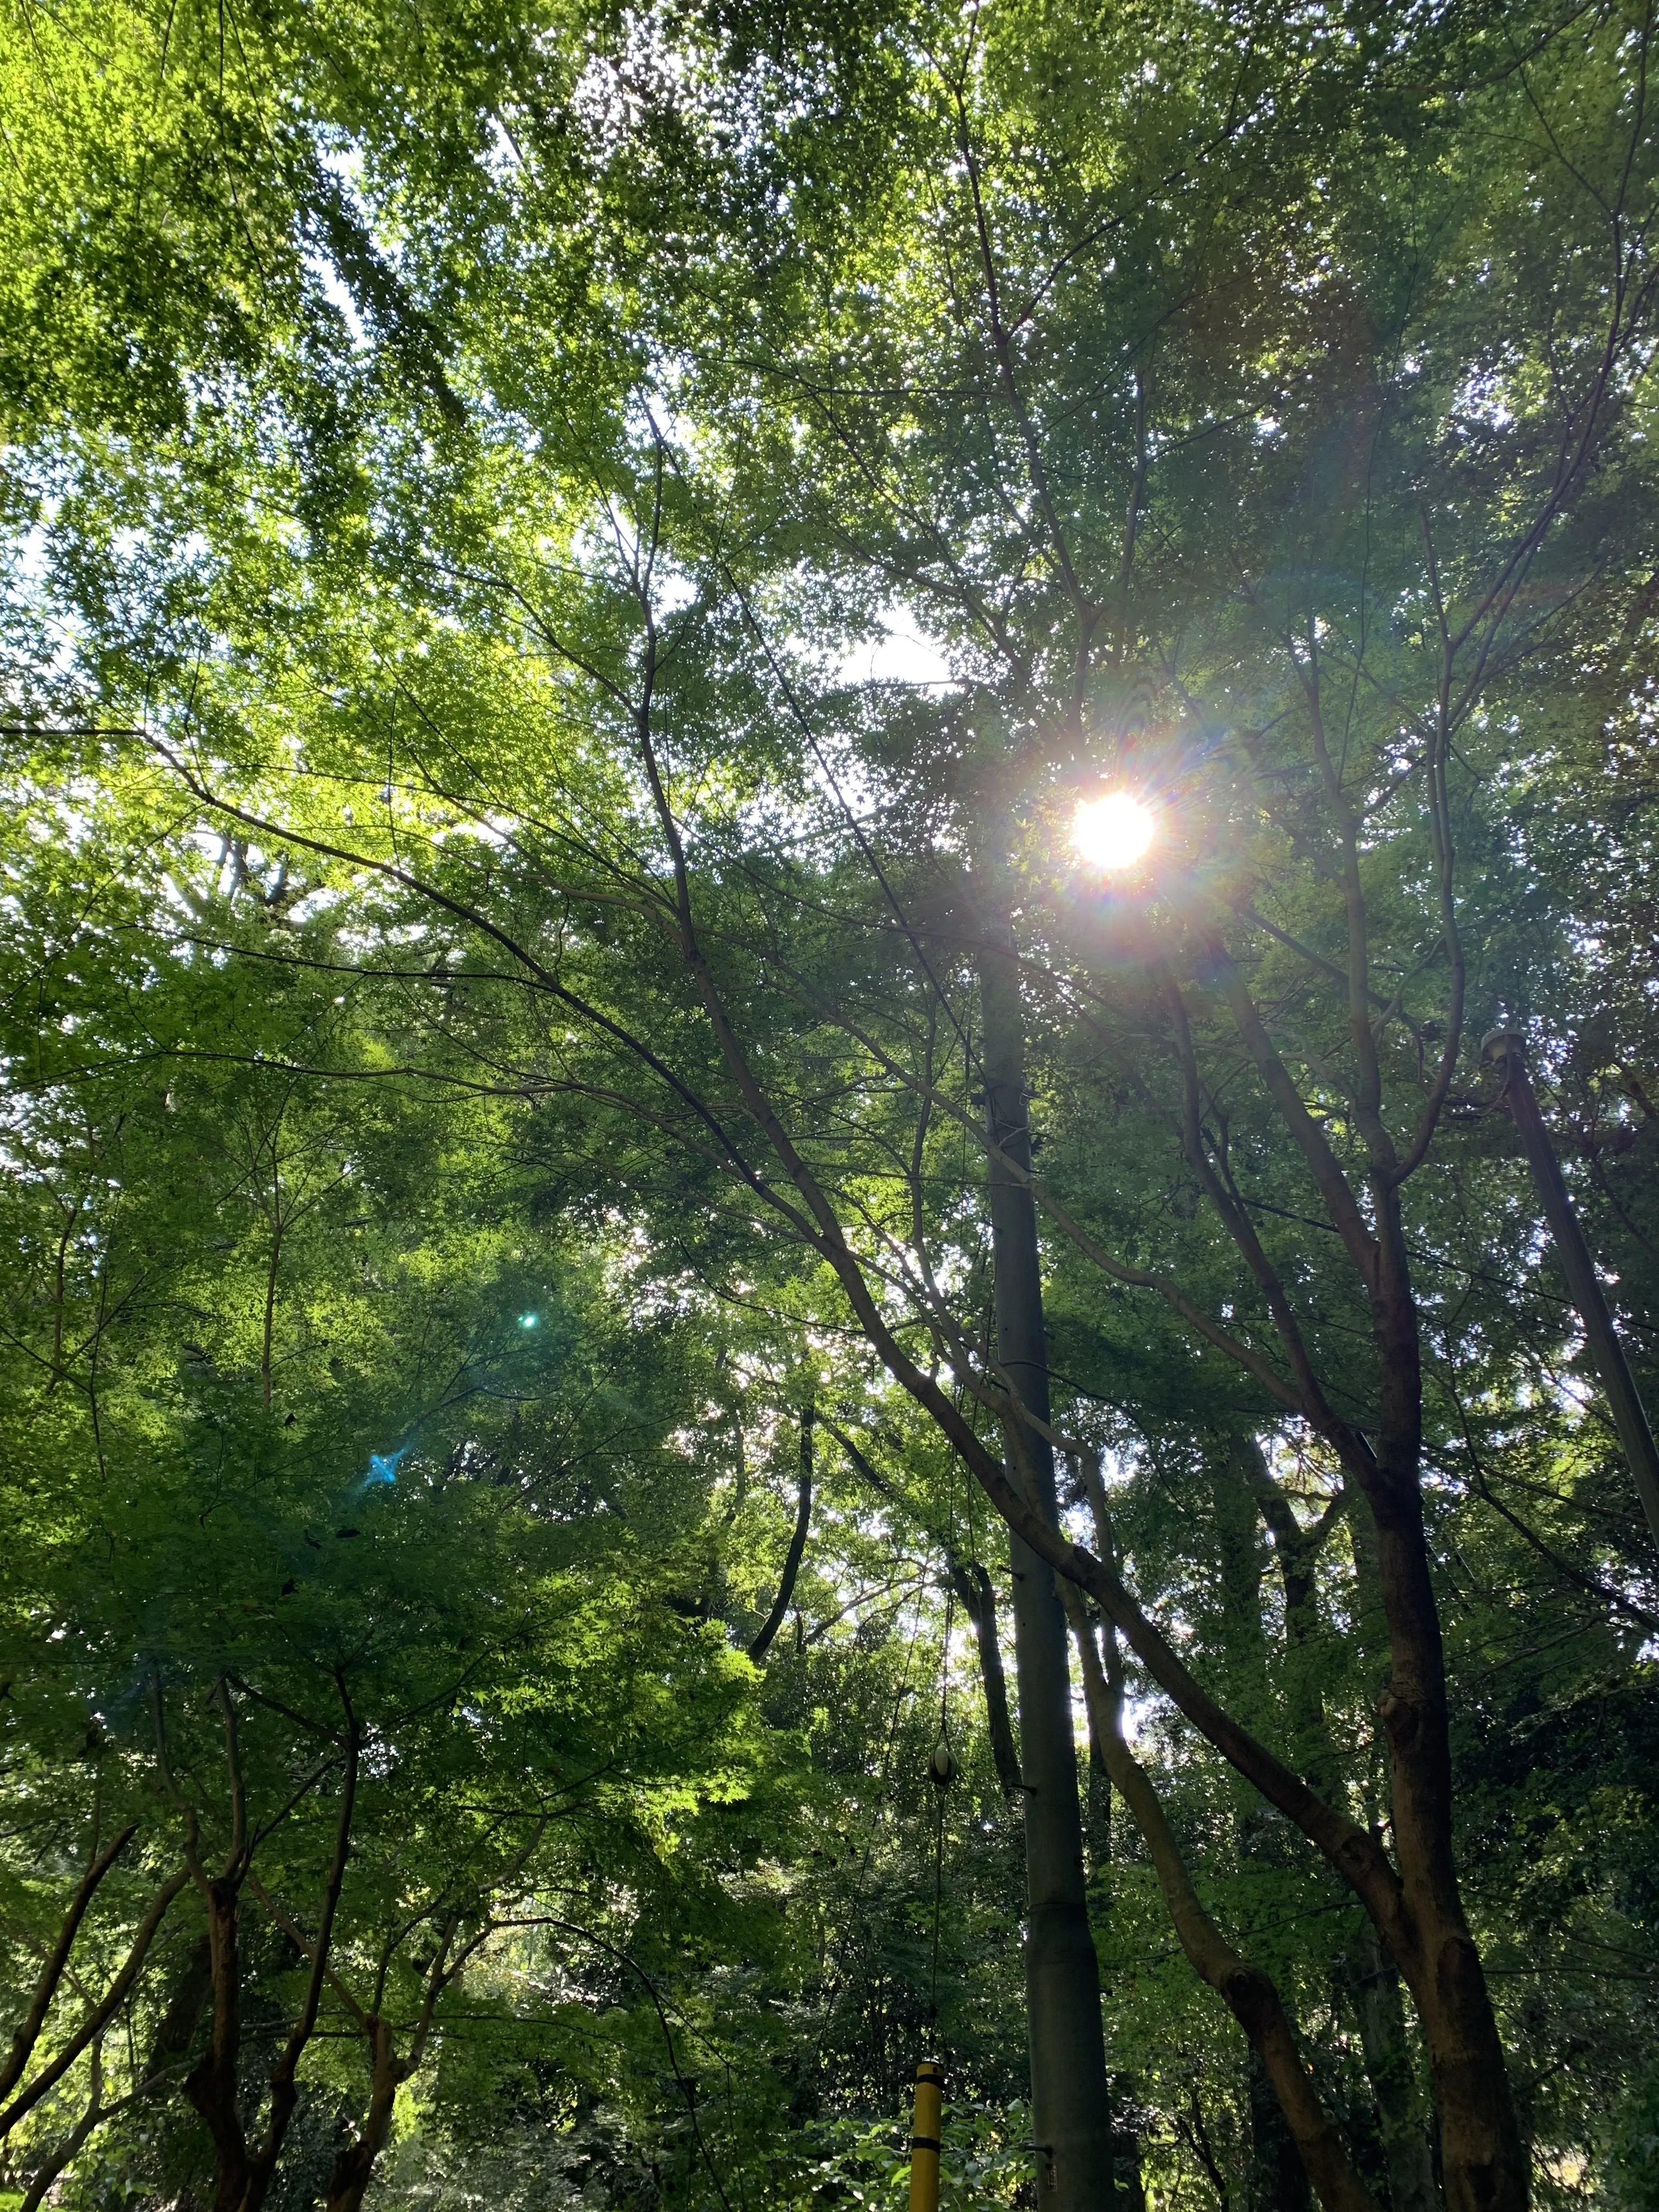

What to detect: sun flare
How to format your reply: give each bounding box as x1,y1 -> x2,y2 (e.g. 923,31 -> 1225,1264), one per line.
1071,791 -> 1154,872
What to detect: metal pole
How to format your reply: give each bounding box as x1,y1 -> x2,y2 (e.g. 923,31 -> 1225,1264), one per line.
908,2060 -> 945,2212
980,916 -> 1115,2212
1483,1029 -> 1659,1555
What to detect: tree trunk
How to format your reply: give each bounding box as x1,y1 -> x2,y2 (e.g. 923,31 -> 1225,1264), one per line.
949,1558 -> 1024,1802
1217,1446 -> 1438,2210
748,1405 -> 814,1662
980,924 -> 1114,2212
1060,1584 -> 1379,2212
0,1824 -> 134,2105
1210,1448 -> 1269,1732
1084,1728 -> 1111,1897
1352,1927 -> 1439,2212
144,1932 -> 213,2082
1229,1445 -> 1435,2209
1235,1441 -> 1335,1796
1204,952 -> 1530,2212
185,1878 -> 251,2212
820,1416 -> 1024,1801
1251,2047 -> 1314,2212
1358,1363 -> 1526,2212
324,2017 -> 404,2212
1250,1477 -> 1437,2211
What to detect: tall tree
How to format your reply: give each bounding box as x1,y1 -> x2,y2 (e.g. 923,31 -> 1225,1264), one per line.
3,1 -> 1658,2205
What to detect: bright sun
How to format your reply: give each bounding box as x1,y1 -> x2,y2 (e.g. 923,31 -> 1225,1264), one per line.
1071,791 -> 1154,871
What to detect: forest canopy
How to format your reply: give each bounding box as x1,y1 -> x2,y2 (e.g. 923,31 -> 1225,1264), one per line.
0,1 -> 1657,2209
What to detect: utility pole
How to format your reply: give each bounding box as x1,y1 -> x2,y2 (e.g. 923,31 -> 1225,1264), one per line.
980,913 -> 1115,2212
1484,1029 -> 1659,1556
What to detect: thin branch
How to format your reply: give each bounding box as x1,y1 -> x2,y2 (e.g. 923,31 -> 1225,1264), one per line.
0,1825 -> 137,2105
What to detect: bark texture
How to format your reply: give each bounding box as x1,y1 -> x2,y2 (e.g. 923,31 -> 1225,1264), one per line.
981,922 -> 1114,2212
185,1878 -> 251,2212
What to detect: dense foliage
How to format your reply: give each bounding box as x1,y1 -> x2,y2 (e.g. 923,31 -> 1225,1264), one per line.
1,0 -> 1656,2208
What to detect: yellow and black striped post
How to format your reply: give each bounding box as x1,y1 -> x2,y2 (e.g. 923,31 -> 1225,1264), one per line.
907,2059 -> 945,2212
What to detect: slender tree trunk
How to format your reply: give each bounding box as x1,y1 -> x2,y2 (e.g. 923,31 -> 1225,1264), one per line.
1059,1584 -> 1379,2212
980,922 -> 1114,2212
185,1878 -> 251,2212
821,1415 -> 1024,1799
748,1406 -> 814,1662
19,2038 -> 101,2212
324,2017 -> 404,2212
1217,1446 -> 1342,2210
1210,1448 -> 1269,1733
1234,1445 -> 1438,2211
1358,1261 -> 1527,2212
1352,1927 -> 1439,2212
144,1933 -> 214,2083
1338,1476 -> 1442,2212
1368,1381 -> 1498,2152
1234,1442 -> 1334,1792
240,1685 -> 360,2212
1205,950 -> 1527,2212
949,1559 -> 1025,1802
1251,2049 -> 1314,2212
1084,1729 -> 1111,1895
0,1824 -> 134,2106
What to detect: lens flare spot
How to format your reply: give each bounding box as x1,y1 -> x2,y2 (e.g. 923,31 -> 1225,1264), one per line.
519,1312 -> 539,1330
364,1444 -> 409,1488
